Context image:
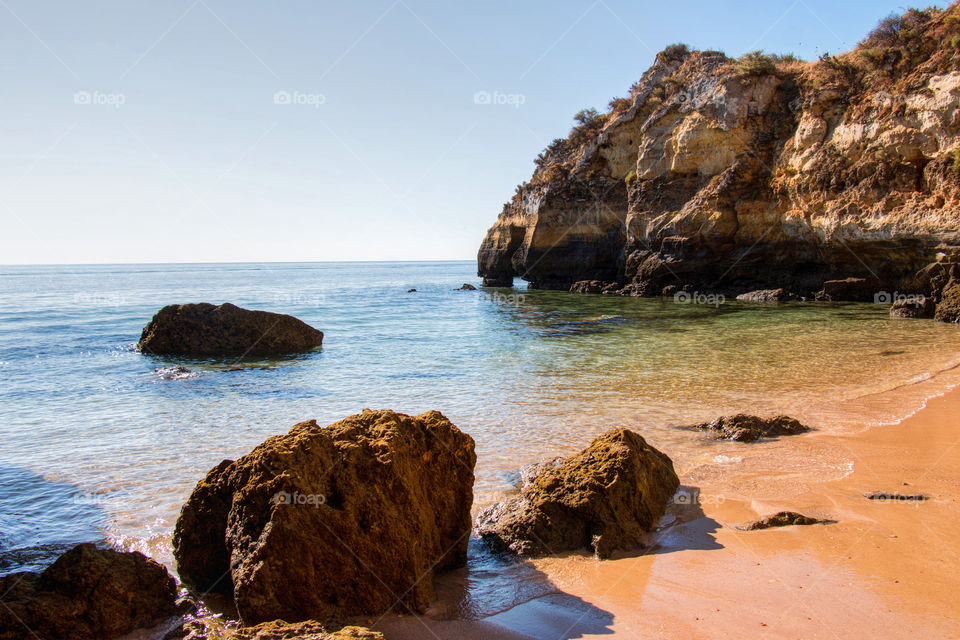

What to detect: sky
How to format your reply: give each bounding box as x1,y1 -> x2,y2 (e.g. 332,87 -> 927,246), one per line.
0,0 -> 946,264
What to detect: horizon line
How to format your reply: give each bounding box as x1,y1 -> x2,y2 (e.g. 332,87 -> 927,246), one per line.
0,258 -> 478,267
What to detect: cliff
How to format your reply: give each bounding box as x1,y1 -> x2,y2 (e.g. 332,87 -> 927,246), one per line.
477,5 -> 960,300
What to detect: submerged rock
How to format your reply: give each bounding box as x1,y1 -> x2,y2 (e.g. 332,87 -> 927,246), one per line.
695,414 -> 809,442
935,284 -> 960,323
155,365 -> 196,380
890,296 -> 935,318
173,409 -> 475,625
166,620 -> 383,640
457,283 -> 477,290
138,303 -> 323,357
0,543 -> 177,640
739,511 -> 835,530
475,428 -> 679,559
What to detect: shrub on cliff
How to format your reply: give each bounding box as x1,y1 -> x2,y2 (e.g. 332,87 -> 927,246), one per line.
656,42 -> 690,63
732,50 -> 778,77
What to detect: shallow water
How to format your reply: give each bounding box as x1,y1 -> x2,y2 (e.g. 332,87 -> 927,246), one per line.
2,261 -> 960,577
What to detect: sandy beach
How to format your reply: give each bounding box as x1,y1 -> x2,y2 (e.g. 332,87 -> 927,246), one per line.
374,384 -> 960,639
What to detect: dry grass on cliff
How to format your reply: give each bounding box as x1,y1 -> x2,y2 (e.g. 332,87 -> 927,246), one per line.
802,4 -> 960,95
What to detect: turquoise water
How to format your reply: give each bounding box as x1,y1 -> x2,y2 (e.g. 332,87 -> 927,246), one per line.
2,261 -> 960,575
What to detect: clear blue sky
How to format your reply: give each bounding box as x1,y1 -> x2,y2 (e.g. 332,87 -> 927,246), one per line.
0,0 -> 943,264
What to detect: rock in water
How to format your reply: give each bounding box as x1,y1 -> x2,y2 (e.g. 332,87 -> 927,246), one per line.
890,296 -> 935,318
815,278 -> 877,302
935,284 -> 960,323
0,543 -> 177,640
740,511 -> 835,530
475,428 -> 679,559
167,620 -> 384,640
173,409 -> 476,625
736,288 -> 791,303
695,414 -> 809,442
138,303 -> 323,356
457,283 -> 477,290
569,280 -> 606,294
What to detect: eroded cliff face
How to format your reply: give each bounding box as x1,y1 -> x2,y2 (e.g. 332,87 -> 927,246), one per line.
478,5 -> 960,299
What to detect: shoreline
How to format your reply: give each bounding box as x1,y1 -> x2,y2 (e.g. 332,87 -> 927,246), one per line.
371,381 -> 960,638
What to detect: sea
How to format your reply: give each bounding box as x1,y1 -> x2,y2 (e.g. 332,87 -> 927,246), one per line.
2,260 -> 960,586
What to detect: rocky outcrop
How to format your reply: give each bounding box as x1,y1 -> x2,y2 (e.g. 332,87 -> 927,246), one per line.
0,543 -> 177,640
475,428 -> 679,558
695,414 -> 809,442
166,620 -> 383,640
478,6 -> 960,298
173,410 -> 475,625
740,511 -> 835,530
138,303 -> 323,357
935,283 -> 960,322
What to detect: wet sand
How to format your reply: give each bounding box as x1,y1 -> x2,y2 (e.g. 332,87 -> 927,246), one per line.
374,386 -> 960,639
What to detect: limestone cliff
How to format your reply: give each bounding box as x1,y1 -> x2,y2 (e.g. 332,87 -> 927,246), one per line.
478,5 -> 960,300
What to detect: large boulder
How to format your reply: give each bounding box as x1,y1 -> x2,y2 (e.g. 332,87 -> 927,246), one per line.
475,428 -> 679,559
935,284 -> 960,323
173,410 -> 476,625
137,303 -> 323,356
0,543 -> 177,640
695,414 -> 809,442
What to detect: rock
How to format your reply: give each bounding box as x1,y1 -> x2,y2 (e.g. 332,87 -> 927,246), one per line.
476,5 -> 960,294
865,491 -> 929,502
475,428 -> 679,559
815,278 -> 878,302
138,303 -> 323,357
569,280 -> 606,294
935,283 -> 960,323
167,620 -> 383,640
406,288 -> 417,293
695,414 -> 809,442
173,409 -> 475,625
155,365 -> 196,380
0,543 -> 177,640
736,288 -> 792,303
890,296 -> 936,318
739,511 -> 835,530
457,283 -> 477,290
